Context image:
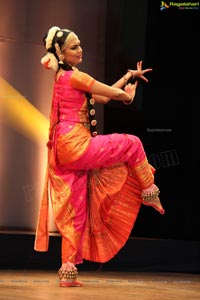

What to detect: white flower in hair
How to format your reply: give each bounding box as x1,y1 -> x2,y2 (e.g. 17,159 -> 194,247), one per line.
56,31 -> 64,37
41,52 -> 59,72
45,26 -> 60,50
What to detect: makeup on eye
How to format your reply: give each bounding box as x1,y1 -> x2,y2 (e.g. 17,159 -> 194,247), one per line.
70,44 -> 82,51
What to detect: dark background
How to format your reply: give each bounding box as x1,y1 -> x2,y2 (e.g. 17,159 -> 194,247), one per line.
104,0 -> 199,241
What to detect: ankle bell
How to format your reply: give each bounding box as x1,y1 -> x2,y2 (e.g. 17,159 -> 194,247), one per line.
141,187 -> 160,202
58,269 -> 78,280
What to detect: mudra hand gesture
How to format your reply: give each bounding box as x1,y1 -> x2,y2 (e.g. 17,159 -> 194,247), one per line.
124,82 -> 137,104
128,60 -> 153,83
123,60 -> 152,105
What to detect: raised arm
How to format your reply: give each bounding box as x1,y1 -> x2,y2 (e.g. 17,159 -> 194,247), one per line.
90,80 -> 134,104
92,60 -> 152,104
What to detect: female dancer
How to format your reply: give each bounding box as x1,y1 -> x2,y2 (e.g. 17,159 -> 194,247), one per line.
34,26 -> 165,287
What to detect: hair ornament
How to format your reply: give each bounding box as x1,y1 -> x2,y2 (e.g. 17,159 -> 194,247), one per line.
56,31 -> 64,37
41,52 -> 59,71
45,26 -> 60,50
43,59 -> 50,69
55,42 -> 65,64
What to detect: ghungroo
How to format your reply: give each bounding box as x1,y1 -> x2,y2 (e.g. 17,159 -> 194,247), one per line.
141,187 -> 160,202
58,268 -> 79,280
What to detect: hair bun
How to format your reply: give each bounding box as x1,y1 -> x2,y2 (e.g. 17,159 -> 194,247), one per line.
41,52 -> 59,71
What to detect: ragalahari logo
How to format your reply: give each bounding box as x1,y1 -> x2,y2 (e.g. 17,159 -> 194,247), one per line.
160,1 -> 170,10
160,1 -> 199,10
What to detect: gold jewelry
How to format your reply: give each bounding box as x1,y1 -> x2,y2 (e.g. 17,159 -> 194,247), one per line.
89,108 -> 96,116
58,268 -> 78,280
127,69 -> 135,78
90,98 -> 95,105
58,54 -> 64,64
141,188 -> 160,202
92,131 -> 98,137
91,119 -> 97,126
86,94 -> 98,137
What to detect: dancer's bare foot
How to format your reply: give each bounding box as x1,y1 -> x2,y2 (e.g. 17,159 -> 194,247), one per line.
141,184 -> 165,215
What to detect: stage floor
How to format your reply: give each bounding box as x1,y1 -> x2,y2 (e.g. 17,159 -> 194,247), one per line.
0,270 -> 199,300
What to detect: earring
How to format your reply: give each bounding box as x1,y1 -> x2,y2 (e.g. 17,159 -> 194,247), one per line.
59,54 -> 64,64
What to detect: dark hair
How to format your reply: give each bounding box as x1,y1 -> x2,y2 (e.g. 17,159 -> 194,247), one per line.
86,93 -> 98,137
43,29 -> 72,71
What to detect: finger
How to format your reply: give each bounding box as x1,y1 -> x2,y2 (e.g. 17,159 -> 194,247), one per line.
144,68 -> 153,73
137,63 -> 141,71
142,76 -> 149,83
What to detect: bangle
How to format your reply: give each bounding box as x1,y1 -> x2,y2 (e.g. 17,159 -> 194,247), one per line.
127,69 -> 134,78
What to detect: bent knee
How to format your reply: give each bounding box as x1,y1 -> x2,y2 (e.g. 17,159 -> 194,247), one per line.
127,135 -> 143,147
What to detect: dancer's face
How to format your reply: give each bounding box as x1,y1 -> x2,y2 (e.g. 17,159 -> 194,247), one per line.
63,37 -> 83,67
